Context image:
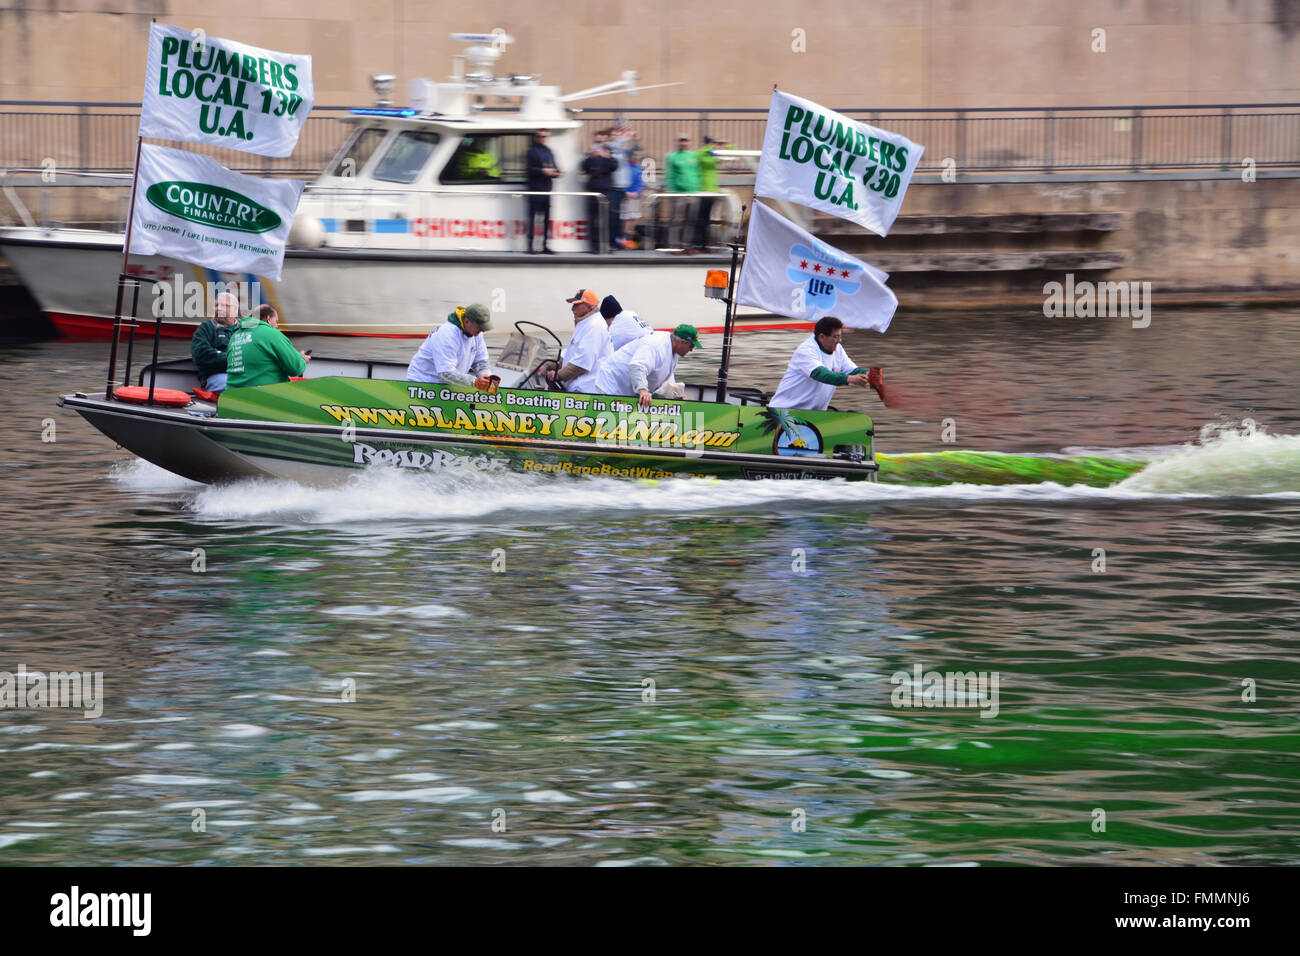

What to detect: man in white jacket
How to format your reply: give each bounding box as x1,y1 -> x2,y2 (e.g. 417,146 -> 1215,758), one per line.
406,303 -> 492,386
768,316 -> 872,410
599,294 -> 652,351
548,288 -> 612,393
594,324 -> 700,410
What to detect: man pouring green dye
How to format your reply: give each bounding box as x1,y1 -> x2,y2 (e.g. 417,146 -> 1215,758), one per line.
768,316 -> 880,411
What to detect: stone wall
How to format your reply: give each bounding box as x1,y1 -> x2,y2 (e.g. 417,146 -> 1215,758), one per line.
1,0 -> 1298,108
861,174 -> 1300,307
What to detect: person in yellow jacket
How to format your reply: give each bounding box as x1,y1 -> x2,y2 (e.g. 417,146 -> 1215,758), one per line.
457,140 -> 501,180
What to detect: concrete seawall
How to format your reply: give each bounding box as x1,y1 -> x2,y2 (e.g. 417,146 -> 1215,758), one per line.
804,173 -> 1300,309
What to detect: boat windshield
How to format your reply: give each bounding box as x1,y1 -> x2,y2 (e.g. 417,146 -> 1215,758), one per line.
373,131 -> 443,184
329,126 -> 387,177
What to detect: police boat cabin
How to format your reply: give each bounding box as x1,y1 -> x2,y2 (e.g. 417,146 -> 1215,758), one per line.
289,32 -> 723,256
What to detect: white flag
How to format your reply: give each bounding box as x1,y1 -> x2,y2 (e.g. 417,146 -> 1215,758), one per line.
754,90 -> 923,237
737,201 -> 897,332
140,23 -> 313,158
130,144 -> 304,280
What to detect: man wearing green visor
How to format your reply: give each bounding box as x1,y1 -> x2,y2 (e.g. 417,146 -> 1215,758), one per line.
594,323 -> 701,410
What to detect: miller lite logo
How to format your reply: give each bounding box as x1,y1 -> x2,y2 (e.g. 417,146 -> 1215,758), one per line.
786,242 -> 862,314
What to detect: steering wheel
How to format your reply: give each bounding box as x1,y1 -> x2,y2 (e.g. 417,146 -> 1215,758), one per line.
519,358 -> 560,391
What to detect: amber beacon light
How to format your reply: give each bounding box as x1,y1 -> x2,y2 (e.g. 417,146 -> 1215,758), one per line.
704,270 -> 729,299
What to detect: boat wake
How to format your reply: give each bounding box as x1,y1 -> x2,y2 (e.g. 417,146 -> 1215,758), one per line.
876,423 -> 1300,497
1113,425 -> 1300,496
108,423 -> 1300,524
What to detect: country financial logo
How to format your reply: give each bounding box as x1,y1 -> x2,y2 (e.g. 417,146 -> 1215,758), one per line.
145,181 -> 282,233
786,242 -> 861,316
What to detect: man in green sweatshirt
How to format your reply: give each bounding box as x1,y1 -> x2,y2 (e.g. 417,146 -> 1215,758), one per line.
226,314 -> 309,389
693,136 -> 729,250
665,135 -> 701,250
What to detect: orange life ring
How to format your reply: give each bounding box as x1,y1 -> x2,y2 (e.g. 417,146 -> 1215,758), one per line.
114,385 -> 193,407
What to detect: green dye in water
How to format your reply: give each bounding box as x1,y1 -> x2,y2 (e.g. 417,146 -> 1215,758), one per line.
876,451 -> 1147,487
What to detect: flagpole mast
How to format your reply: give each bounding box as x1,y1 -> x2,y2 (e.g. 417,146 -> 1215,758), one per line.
106,19 -> 153,401
714,204 -> 746,403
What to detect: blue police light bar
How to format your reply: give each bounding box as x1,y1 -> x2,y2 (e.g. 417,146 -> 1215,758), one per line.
350,108 -> 418,117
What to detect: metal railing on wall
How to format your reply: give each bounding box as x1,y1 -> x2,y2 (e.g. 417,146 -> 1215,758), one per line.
569,104 -> 1300,175
0,102 -> 357,176
0,101 -> 1297,176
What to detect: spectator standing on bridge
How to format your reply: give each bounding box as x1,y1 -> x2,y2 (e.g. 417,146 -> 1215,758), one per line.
525,128 -> 561,254
607,124 -> 636,248
581,131 -> 619,253
619,149 -> 644,249
665,135 -> 701,252
693,136 -> 728,252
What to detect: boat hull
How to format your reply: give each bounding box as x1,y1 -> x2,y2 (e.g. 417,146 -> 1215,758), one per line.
60,394 -> 877,485
59,380 -> 877,486
1,228 -> 795,339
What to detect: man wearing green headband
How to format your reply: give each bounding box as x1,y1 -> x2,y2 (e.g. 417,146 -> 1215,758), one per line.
594,323 -> 700,410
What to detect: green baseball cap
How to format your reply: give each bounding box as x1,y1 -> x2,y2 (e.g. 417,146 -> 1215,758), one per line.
672,324 -> 702,349
463,303 -> 492,331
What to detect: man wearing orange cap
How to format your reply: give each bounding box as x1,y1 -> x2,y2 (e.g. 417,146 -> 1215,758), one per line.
547,288 -> 613,393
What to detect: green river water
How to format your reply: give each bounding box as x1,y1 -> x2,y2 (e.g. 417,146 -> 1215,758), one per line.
0,308 -> 1297,865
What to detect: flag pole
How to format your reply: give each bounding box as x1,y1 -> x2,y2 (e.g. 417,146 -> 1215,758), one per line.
106,19 -> 153,401
105,131 -> 145,402
713,204 -> 746,403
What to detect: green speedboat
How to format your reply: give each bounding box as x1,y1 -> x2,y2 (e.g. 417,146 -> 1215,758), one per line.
60,323 -> 877,485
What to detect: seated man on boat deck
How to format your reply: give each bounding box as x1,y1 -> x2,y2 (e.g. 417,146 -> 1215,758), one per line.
226,311 -> 310,389
406,304 -> 492,386
189,292 -> 242,393
547,289 -> 611,393
594,324 -> 700,411
600,294 -> 652,351
768,316 -> 873,411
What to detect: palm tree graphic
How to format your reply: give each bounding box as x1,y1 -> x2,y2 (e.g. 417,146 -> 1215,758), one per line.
758,406 -> 813,450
